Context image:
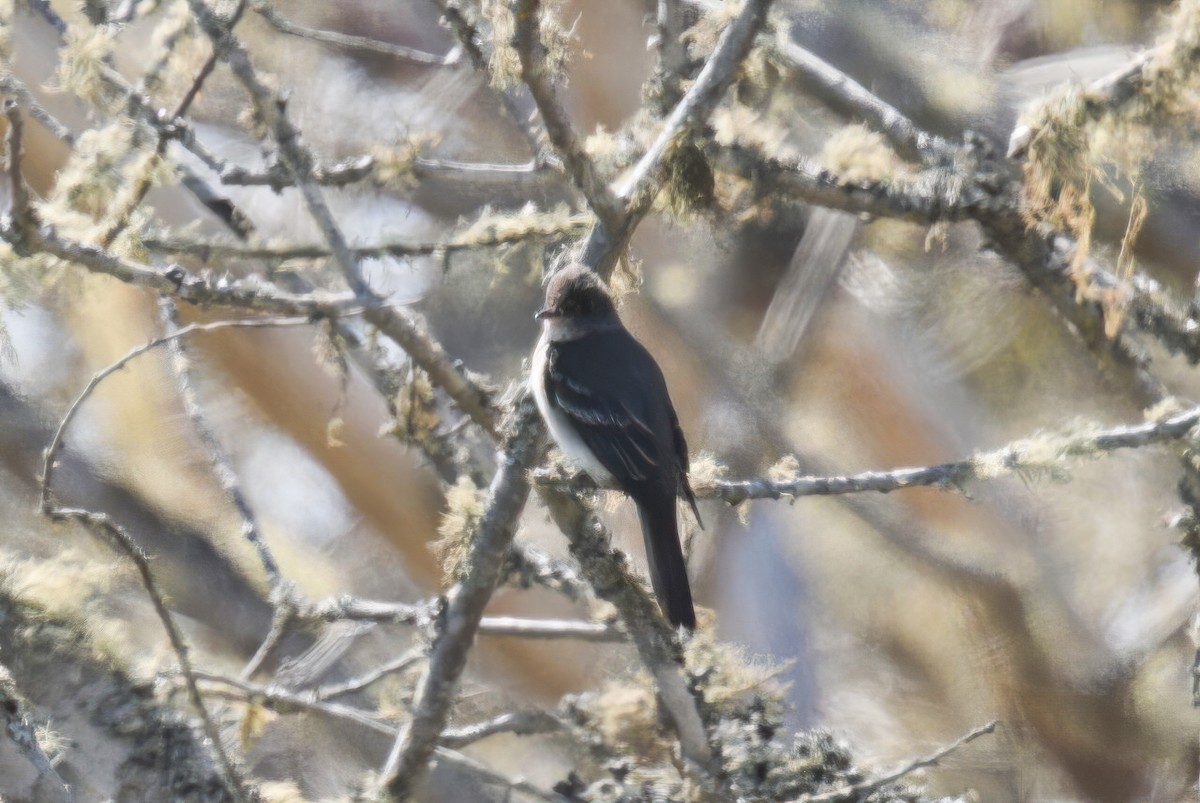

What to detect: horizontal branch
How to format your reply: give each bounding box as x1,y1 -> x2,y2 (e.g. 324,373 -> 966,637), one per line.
142,212 -> 591,262
253,2 -> 460,65
537,404 -> 1200,503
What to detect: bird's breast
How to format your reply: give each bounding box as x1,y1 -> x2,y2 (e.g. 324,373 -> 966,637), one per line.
531,337 -> 615,484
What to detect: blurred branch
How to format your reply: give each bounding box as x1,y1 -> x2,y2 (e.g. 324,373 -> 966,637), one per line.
771,36 -> 950,163
580,0 -> 775,277
379,396 -> 544,798
187,0 -> 369,298
683,0 -> 953,162
40,314 -> 339,516
440,709 -> 564,748
3,101 -> 33,237
313,648 -> 425,700
0,73 -> 75,144
0,663 -> 70,801
539,404 -> 1200,502
162,299 -> 283,589
252,1 -> 461,65
513,0 -> 622,227
142,210 -> 591,263
432,0 -> 564,172
503,543 -> 592,601
652,0 -> 697,111
794,720 -> 998,803
44,507 -> 252,802
719,141 -> 1199,391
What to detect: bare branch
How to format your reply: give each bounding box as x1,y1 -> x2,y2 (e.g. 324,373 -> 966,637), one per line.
540,404 -> 1200,503
439,710 -> 564,749
581,0 -> 775,277
513,0 -> 622,226
252,2 -> 461,66
142,211 -> 590,263
379,396 -> 544,798
794,720 -> 998,803
46,508 -> 252,803
40,315 -> 344,516
162,299 -> 282,589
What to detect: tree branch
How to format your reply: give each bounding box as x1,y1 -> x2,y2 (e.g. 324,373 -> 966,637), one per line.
513,0 -> 622,226
794,720 -> 998,802
252,2 -> 460,65
379,395 -> 544,798
539,404 -> 1200,502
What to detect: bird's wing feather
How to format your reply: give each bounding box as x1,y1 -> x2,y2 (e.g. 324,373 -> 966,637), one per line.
545,329 -> 673,488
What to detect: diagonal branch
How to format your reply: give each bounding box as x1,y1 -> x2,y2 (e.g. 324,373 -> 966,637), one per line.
187,0 -> 501,436
379,395 -> 544,798
513,0 -> 622,227
794,720 -> 998,803
580,0 -> 775,278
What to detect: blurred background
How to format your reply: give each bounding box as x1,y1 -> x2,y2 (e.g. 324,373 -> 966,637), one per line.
2,0 -> 1200,800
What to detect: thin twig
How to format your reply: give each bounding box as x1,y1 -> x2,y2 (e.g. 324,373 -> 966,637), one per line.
162,299 -> 282,588
252,1 -> 460,65
0,73 -> 75,144
241,590 -> 298,680
794,720 -> 999,802
47,508 -> 252,803
313,648 -> 426,700
40,315 -> 349,516
142,212 -> 590,262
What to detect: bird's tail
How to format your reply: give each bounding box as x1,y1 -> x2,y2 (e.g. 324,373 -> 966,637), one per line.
635,494 -> 696,630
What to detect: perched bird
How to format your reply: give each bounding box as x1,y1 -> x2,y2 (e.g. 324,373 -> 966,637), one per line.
531,264 -> 702,629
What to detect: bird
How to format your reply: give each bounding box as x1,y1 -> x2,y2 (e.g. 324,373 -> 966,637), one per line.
531,263 -> 702,629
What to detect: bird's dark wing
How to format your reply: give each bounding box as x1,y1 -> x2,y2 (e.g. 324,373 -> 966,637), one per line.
544,328 -> 676,490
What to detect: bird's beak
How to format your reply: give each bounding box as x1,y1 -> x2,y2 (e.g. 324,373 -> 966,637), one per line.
535,307 -> 559,320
